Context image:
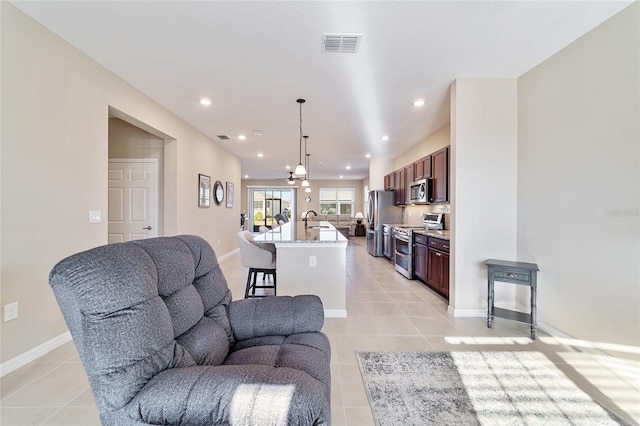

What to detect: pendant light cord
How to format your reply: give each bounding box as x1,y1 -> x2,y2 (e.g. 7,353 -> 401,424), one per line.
299,102 -> 303,165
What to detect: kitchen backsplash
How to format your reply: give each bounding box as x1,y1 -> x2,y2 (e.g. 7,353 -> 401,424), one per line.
403,203 -> 450,229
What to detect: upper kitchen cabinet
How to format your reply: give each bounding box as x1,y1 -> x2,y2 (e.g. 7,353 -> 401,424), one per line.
394,168 -> 405,205
384,172 -> 395,191
404,165 -> 414,205
414,155 -> 432,179
430,146 -> 449,203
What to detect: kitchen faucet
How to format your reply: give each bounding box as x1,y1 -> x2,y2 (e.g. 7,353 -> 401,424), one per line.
303,210 -> 318,228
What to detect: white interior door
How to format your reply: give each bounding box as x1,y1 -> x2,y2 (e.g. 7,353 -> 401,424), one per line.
108,159 -> 157,243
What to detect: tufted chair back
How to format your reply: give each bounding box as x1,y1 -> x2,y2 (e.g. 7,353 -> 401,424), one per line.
49,235 -> 233,414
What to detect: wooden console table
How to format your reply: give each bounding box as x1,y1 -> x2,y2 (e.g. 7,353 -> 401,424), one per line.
486,259 -> 539,339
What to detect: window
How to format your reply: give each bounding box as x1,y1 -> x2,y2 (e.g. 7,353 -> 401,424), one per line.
319,188 -> 354,216
249,188 -> 294,232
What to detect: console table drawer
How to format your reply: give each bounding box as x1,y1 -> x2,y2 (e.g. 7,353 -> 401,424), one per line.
493,270 -> 530,283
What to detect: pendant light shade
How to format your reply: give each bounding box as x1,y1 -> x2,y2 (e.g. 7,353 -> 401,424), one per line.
287,172 -> 295,184
294,163 -> 306,176
294,99 -> 307,176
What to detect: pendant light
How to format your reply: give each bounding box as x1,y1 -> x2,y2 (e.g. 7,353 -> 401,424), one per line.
294,99 -> 307,176
301,136 -> 310,187
287,172 -> 295,184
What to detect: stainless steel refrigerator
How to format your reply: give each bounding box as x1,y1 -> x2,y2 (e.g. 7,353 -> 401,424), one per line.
366,190 -> 402,256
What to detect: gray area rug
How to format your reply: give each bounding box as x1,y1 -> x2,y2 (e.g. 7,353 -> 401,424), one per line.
357,351 -> 629,426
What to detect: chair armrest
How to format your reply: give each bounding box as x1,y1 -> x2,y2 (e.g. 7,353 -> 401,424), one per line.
125,364 -> 327,425
228,295 -> 324,341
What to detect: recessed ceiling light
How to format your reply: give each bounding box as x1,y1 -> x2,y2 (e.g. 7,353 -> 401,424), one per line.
382,135 -> 389,141
366,153 -> 371,158
413,99 -> 425,107
238,134 -> 246,140
340,175 -> 344,179
257,153 -> 263,157
200,98 -> 211,106
285,165 -> 291,170
346,165 -> 351,170
244,174 -> 249,179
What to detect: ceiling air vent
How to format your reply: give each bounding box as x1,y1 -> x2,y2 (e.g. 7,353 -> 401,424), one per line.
322,33 -> 362,53
217,135 -> 230,140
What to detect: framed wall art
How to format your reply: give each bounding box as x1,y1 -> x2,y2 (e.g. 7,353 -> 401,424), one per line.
226,182 -> 234,208
198,174 -> 211,207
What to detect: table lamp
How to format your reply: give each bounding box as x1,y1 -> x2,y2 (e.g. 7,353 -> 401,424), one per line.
354,212 -> 364,225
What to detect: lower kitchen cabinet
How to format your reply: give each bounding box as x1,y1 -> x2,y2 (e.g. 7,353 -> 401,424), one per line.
414,234 -> 428,282
427,246 -> 449,298
415,236 -> 449,299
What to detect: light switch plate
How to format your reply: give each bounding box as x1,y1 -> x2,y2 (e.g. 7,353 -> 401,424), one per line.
4,302 -> 18,322
89,210 -> 102,223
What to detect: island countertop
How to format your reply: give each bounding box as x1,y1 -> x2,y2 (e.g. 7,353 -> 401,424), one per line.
253,221 -> 348,244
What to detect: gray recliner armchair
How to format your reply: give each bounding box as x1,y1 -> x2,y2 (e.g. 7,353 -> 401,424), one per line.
49,235 -> 331,425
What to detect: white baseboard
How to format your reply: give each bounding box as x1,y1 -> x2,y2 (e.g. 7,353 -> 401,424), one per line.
0,331 -> 72,377
325,309 -> 347,318
447,306 -> 485,317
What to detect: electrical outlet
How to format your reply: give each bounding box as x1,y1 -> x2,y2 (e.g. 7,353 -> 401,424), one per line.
4,302 -> 18,322
309,255 -> 317,267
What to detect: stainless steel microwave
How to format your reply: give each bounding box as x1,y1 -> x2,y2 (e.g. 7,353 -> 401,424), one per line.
410,178 -> 432,204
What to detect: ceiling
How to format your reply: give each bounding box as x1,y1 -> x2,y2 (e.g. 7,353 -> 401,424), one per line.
10,1 -> 632,181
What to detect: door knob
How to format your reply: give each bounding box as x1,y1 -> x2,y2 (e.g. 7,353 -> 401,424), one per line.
143,226 -> 152,230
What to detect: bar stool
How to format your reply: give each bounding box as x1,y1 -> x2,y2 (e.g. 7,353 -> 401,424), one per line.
237,230 -> 276,298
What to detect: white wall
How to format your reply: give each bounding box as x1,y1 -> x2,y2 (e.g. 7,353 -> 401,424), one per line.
450,79 -> 519,315
369,157 -> 393,190
0,3 -> 241,363
393,125 -> 450,171
517,3 -> 639,346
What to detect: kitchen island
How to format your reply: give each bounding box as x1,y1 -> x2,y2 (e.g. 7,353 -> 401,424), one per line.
253,221 -> 348,317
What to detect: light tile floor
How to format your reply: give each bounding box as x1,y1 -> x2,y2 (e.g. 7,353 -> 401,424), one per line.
1,237 -> 638,425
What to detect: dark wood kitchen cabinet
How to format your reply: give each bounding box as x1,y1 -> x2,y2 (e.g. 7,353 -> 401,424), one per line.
394,168 -> 405,205
414,155 -> 432,180
413,233 -> 428,282
430,147 -> 449,203
404,165 -> 414,204
384,173 -> 395,191
426,237 -> 450,298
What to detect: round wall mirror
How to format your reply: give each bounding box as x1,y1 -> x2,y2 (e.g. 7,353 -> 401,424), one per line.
213,181 -> 224,205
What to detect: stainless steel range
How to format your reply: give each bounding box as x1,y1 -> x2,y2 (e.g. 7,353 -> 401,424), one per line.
423,213 -> 444,230
393,214 -> 444,279
393,225 -> 422,279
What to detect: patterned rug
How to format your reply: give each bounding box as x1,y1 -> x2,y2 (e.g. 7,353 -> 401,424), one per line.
357,351 -> 629,426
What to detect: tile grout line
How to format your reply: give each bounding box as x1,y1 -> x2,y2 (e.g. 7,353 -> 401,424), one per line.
1,362 -> 67,404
